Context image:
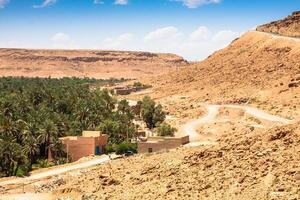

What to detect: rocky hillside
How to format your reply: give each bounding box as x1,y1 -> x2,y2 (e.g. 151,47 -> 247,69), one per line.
8,122 -> 298,200
137,30 -> 300,120
257,11 -> 300,37
0,49 -> 187,79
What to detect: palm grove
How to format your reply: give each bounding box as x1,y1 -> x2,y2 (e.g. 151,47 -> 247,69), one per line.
0,77 -> 173,177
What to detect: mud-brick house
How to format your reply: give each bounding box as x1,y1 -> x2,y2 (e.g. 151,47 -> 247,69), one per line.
138,135 -> 189,153
60,131 -> 108,161
114,86 -> 132,95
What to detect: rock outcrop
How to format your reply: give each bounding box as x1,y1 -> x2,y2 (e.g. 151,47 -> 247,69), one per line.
257,11 -> 300,37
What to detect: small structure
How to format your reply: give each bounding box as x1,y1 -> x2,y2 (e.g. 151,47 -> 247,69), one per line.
114,86 -> 132,95
138,135 -> 189,153
60,131 -> 108,162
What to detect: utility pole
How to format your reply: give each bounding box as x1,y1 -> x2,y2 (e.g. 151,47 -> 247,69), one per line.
67,142 -> 69,163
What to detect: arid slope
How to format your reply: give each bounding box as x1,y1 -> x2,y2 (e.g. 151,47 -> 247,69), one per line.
0,49 -> 187,79
138,31 -> 300,120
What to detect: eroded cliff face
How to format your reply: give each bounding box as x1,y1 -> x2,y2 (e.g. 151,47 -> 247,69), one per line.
0,49 -> 187,79
257,11 -> 300,37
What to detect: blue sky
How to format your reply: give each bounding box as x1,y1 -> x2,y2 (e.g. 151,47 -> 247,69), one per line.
0,0 -> 299,60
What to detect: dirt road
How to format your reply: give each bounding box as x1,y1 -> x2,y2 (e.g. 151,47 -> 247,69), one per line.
255,30 -> 300,42
0,155 -> 113,186
182,104 -> 293,144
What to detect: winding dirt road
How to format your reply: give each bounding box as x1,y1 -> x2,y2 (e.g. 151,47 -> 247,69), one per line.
182,104 -> 293,145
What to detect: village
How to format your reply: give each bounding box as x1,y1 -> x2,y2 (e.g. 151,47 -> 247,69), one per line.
59,82 -> 191,162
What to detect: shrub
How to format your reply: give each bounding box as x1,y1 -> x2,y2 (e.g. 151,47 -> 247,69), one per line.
133,82 -> 143,88
35,159 -> 51,168
115,142 -> 137,155
105,145 -> 115,154
157,122 -> 177,137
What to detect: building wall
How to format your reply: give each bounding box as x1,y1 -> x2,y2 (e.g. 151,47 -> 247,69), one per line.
114,88 -> 132,95
61,135 -> 107,161
138,136 -> 190,154
138,142 -> 164,153
62,137 -> 96,161
94,135 -> 108,154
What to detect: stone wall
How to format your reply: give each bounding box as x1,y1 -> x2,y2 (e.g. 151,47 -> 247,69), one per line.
138,136 -> 190,154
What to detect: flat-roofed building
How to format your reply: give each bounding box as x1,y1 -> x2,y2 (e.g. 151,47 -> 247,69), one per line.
138,135 -> 189,153
114,87 -> 132,95
60,131 -> 108,162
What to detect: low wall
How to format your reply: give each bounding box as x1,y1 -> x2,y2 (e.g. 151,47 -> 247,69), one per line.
138,135 -> 190,154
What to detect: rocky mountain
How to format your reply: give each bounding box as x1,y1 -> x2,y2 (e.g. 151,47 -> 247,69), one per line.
257,11 -> 300,37
0,49 -> 187,79
140,29 -> 300,120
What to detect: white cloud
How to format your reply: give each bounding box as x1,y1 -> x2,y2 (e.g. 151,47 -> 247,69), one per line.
212,30 -> 240,43
94,0 -> 104,4
1,27 -> 241,61
51,32 -> 77,49
189,26 -> 211,41
141,26 -> 241,61
172,0 -> 221,8
33,0 -> 58,8
0,0 -> 9,8
144,26 -> 181,42
114,0 -> 128,5
101,33 -> 134,49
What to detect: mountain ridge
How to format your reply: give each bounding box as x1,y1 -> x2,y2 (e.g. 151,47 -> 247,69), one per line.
0,48 -> 187,79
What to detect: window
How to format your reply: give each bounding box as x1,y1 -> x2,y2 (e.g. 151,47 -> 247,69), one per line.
148,148 -> 153,153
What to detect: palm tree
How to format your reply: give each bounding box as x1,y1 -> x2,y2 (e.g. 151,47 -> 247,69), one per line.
22,135 -> 39,169
38,120 -> 58,159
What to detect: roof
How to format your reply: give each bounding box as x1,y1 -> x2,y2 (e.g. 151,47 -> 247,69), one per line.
82,131 -> 102,137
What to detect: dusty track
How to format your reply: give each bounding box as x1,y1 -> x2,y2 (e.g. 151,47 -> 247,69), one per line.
0,155 -> 114,186
182,104 -> 294,145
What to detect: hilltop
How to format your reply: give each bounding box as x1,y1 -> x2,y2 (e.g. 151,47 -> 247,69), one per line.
0,49 -> 187,79
257,11 -> 300,37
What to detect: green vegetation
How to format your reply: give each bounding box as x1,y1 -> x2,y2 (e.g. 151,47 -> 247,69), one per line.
114,142 -> 137,155
133,81 -> 143,88
0,77 -> 132,177
104,142 -> 137,155
140,96 -> 166,129
99,99 -> 135,144
156,122 -> 177,137
132,81 -> 152,90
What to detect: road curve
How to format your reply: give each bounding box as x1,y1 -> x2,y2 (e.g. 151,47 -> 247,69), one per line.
182,104 -> 293,143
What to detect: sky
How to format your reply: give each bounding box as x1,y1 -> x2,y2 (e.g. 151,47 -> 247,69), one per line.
0,0 -> 299,61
